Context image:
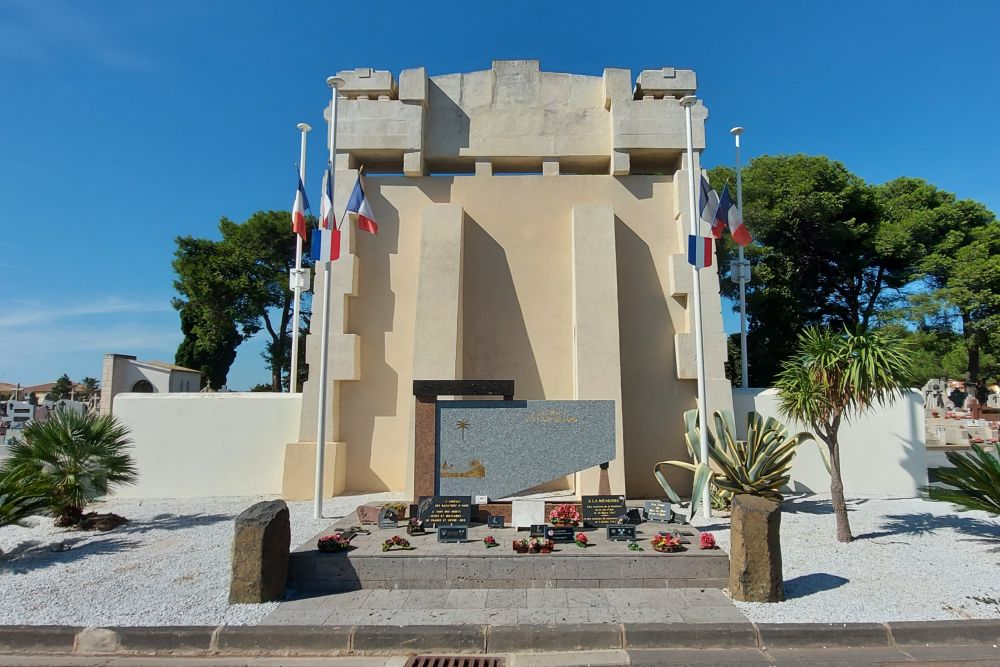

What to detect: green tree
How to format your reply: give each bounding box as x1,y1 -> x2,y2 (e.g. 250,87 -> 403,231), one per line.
775,327 -> 914,542
0,410 -> 137,525
78,377 -> 99,400
45,374 -> 74,401
172,211 -> 313,390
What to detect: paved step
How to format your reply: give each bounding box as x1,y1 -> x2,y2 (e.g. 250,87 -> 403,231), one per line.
262,587 -> 748,626
289,523 -> 729,592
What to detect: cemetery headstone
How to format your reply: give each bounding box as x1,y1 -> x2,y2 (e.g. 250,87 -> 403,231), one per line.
582,495 -> 626,527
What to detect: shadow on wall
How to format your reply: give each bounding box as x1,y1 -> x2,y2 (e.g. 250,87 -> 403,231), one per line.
461,217 -> 544,399
614,216 -> 686,499
425,79 -> 471,158
340,181 -> 400,492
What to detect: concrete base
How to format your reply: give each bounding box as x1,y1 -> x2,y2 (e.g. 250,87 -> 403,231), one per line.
288,522 -> 728,593
281,442 -> 347,501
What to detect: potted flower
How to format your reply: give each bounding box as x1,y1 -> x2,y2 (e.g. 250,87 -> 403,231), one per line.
483,535 -> 499,549
529,537 -> 554,554
548,503 -> 581,526
406,517 -> 426,536
651,532 -> 684,553
699,532 -> 717,550
381,535 -> 414,552
317,532 -> 352,553
574,532 -> 589,548
512,538 -> 529,553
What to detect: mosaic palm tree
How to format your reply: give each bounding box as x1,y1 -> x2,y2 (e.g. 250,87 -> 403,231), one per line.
456,419 -> 470,441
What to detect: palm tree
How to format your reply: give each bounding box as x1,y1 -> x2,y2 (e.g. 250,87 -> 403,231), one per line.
0,409 -> 138,525
775,327 -> 913,542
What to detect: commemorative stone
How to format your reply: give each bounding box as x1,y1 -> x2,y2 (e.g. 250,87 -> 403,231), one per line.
582,495 -> 626,527
606,524 -> 636,541
487,515 -> 505,529
229,500 -> 290,604
645,500 -> 672,523
546,526 -> 575,543
418,495 -> 472,526
437,524 -> 468,543
378,507 -> 398,529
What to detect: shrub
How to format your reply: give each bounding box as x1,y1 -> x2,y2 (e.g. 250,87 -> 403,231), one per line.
924,444 -> 1000,515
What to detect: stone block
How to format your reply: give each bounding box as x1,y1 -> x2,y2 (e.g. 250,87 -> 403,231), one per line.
399,67 -> 427,104
756,623 -> 890,648
111,626 -> 216,654
888,619 -> 1000,646
488,623 -> 622,652
352,625 -> 486,653
0,626 -> 80,653
229,500 -> 291,604
216,625 -> 352,654
623,622 -> 756,649
636,68 -> 697,97
729,494 -> 783,602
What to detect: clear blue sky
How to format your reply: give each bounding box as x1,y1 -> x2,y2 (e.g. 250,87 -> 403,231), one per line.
1,0 -> 997,389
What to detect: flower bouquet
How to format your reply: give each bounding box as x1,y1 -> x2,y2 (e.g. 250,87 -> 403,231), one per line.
574,532 -> 589,548
512,538 -> 530,553
651,531 -> 684,553
317,532 -> 352,553
529,537 -> 555,554
548,503 -> 581,526
381,535 -> 414,552
406,517 -> 426,535
699,532 -> 717,550
483,535 -> 499,549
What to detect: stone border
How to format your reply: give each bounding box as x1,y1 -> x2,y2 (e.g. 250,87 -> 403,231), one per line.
0,620 -> 997,656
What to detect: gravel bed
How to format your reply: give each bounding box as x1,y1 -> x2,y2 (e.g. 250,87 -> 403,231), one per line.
692,494 -> 1000,623
0,492 -> 402,626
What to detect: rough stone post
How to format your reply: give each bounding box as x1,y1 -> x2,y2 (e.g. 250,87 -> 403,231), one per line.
729,494 -> 784,602
229,500 -> 291,604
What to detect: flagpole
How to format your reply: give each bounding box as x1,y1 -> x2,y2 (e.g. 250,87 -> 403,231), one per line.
290,122 -> 311,394
680,95 -> 711,518
731,126 -> 749,389
314,76 -> 343,520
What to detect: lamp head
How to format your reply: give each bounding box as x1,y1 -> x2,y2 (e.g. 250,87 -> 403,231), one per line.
730,126 -> 744,136
679,95 -> 698,108
326,76 -> 345,89
297,123 -> 312,132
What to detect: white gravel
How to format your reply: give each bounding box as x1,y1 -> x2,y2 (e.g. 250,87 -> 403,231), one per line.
692,494 -> 1000,623
0,492 -> 402,626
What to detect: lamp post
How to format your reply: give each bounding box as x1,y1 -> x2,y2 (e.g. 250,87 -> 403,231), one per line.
730,126 -> 750,389
290,122 -> 312,393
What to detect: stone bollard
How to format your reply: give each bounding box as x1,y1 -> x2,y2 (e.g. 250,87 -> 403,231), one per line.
229,500 -> 291,604
729,494 -> 784,602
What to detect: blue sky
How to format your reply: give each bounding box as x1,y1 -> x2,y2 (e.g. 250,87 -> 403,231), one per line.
1,0 -> 997,389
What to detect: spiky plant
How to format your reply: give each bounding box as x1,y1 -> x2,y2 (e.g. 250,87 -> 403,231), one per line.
654,409 -> 815,517
0,478 -> 48,529
924,444 -> 1000,514
0,409 -> 137,525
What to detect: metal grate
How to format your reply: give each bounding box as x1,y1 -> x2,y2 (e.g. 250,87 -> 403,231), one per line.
405,657 -> 505,667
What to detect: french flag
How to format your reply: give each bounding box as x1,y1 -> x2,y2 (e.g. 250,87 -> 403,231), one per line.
716,184 -> 753,246
292,175 -> 309,242
319,169 -> 335,230
699,176 -> 723,239
310,226 -> 341,263
346,174 -> 379,235
688,234 -> 713,269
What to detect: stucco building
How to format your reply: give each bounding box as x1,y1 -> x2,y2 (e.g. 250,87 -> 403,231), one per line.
285,61 -> 732,501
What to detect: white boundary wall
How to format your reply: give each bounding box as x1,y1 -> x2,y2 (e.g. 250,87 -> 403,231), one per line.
113,393 -> 302,498
732,388 -> 927,497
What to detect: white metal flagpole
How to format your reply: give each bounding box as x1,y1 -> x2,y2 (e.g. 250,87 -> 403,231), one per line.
680,95 -> 711,518
290,122 -> 311,394
731,126 -> 749,390
314,76 -> 344,520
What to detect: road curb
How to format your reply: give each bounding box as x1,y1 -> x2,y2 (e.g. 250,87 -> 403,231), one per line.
0,620 -> 996,656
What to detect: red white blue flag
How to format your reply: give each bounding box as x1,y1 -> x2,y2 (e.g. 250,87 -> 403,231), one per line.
319,169 -> 335,230
688,234 -> 713,269
716,184 -> 753,246
700,176 -> 723,239
292,175 -> 309,242
346,173 -> 378,235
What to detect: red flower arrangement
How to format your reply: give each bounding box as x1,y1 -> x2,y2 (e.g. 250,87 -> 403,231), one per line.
381,535 -> 414,552
548,503 -> 581,526
512,538 -> 530,553
699,532 -> 717,550
317,532 -> 352,553
483,535 -> 499,548
574,532 -> 589,548
529,537 -> 555,553
651,532 -> 683,553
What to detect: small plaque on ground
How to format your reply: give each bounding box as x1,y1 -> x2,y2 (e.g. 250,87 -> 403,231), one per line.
529,524 -> 548,537
645,500 -> 672,523
377,507 -> 398,529
418,496 -> 472,526
546,526 -> 575,543
487,515 -> 505,529
606,524 -> 636,541
582,495 -> 626,526
436,524 -> 468,543
620,508 -> 643,525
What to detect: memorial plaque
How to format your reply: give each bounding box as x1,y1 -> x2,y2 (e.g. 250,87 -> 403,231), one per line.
487,515 -> 505,529
437,400 -> 616,498
582,495 -> 626,527
530,524 -> 548,538
377,507 -> 398,529
606,524 -> 636,541
436,524 -> 468,543
645,500 -> 672,524
418,496 -> 472,526
620,508 -> 643,525
546,526 -> 575,543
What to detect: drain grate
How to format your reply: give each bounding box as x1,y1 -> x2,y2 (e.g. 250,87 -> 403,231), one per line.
405,657 -> 505,667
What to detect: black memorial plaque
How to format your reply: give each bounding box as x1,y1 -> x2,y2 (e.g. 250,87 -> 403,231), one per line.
418,496 -> 472,526
546,526 -> 575,543
582,495 -> 627,527
377,507 -> 398,529
487,515 -> 505,529
620,508 -> 643,525
606,524 -> 637,541
529,524 -> 548,538
436,524 -> 468,543
645,500 -> 672,524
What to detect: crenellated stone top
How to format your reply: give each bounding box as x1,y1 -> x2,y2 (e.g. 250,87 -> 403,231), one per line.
326,60 -> 707,176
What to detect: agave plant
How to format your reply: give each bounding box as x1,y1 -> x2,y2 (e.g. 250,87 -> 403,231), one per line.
654,409 -> 816,518
0,409 -> 137,525
0,478 -> 48,529
924,444 -> 1000,514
